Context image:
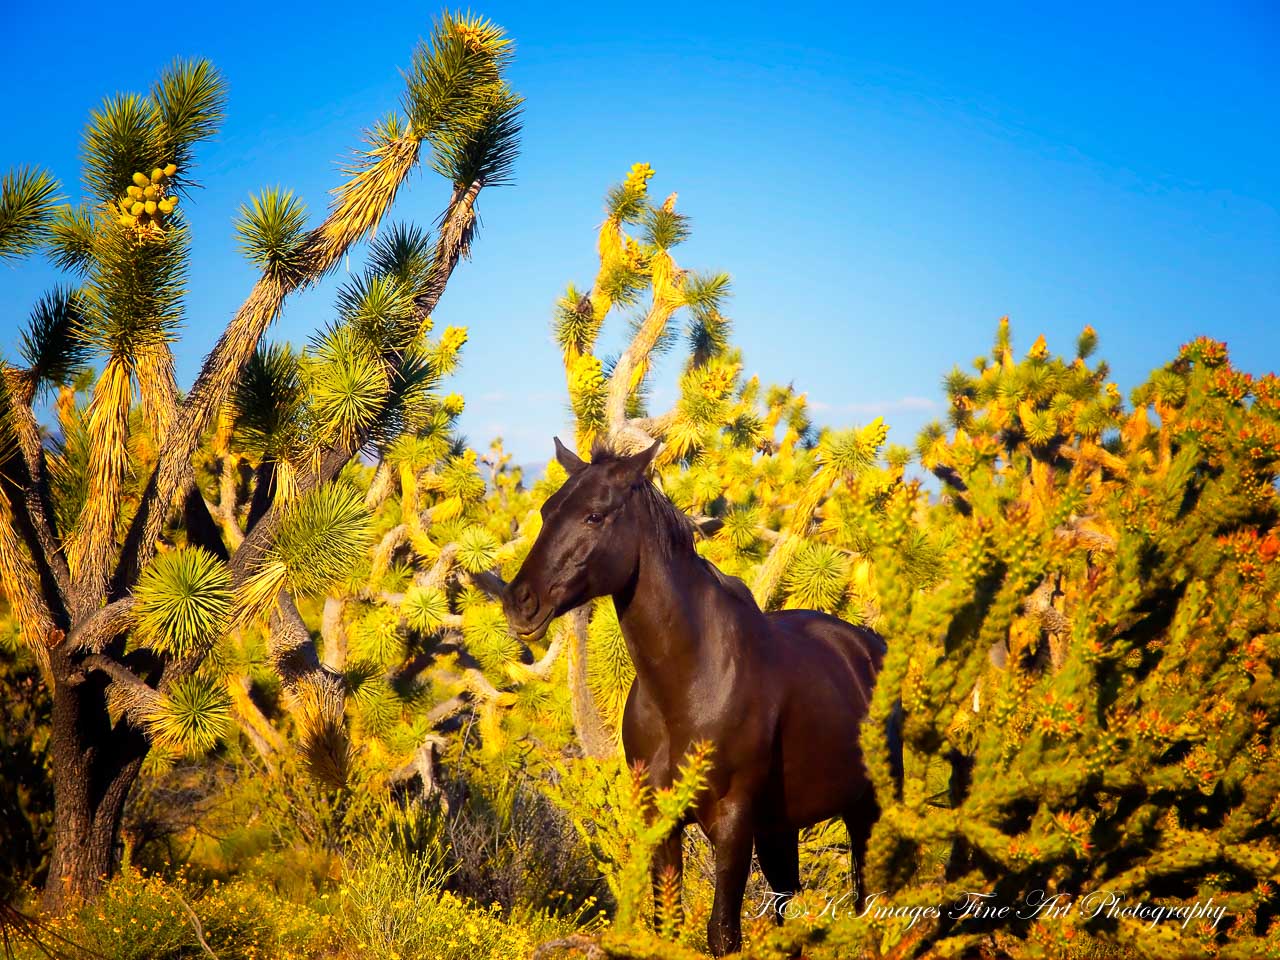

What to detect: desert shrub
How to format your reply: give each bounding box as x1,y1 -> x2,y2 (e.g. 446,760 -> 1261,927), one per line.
0,638 -> 53,896
337,802 -> 571,960
440,762 -> 606,920
15,867 -> 328,960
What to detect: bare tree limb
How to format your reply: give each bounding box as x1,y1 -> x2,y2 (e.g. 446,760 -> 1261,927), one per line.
0,374 -> 71,615
81,653 -> 159,722
463,568 -> 507,599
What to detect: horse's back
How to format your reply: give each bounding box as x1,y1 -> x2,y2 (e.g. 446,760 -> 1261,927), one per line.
765,609 -> 884,708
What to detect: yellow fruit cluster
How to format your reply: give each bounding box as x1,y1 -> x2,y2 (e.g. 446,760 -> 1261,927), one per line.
116,163 -> 178,232
623,162 -> 654,193
569,354 -> 605,396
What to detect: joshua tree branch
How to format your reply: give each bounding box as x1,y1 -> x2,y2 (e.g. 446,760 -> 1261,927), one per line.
67,598 -> 135,653
0,378 -> 71,613
224,180 -> 486,588
463,569 -> 507,599
114,132 -> 431,599
80,653 -> 159,724
604,288 -> 682,437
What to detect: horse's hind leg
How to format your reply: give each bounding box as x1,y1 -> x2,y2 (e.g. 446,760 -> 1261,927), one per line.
843,790 -> 880,911
753,827 -> 800,924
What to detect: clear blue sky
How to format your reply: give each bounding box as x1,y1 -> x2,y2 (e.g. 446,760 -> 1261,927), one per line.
2,1 -> 1277,464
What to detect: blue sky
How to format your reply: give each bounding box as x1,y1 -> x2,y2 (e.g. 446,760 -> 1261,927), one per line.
1,1 -> 1277,464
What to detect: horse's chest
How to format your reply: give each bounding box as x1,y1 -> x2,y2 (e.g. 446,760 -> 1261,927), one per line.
622,676 -> 772,784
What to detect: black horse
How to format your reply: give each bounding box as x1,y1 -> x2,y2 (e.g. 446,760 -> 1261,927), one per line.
503,439 -> 898,956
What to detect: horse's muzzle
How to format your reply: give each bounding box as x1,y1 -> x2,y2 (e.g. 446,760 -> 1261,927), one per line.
502,581 -> 553,641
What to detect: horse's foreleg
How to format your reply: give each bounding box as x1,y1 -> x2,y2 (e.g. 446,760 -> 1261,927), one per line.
652,824 -> 685,934
753,827 -> 799,925
707,797 -> 754,957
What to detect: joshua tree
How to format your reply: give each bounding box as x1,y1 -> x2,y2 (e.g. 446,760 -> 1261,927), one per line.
542,165 -> 930,758
0,12 -> 521,909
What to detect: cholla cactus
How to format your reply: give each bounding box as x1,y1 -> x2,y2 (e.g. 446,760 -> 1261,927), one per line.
0,13 -> 520,909
855,323 -> 1280,958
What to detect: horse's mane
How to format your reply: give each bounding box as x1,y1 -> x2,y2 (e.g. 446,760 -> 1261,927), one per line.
590,442 -> 758,607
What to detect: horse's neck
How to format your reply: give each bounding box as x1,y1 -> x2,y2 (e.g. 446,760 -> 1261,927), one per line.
612,537 -> 742,708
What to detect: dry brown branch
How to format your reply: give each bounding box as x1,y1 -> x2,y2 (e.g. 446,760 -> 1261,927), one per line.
81,654 -> 159,723
532,934 -> 607,960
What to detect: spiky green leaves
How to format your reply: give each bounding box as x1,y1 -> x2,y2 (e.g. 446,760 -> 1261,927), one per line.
336,273 -> 418,350
784,542 -> 850,611
273,484 -> 372,597
150,58 -> 227,177
437,454 -> 486,503
820,418 -> 888,480
721,505 -> 763,550
433,88 -> 523,188
239,483 -> 372,622
82,60 -> 225,204
77,196 -> 190,357
682,272 -> 732,365
462,603 -> 519,673
366,221 -> 433,287
228,342 -> 303,456
307,327 -> 392,447
235,188 -> 309,281
587,601 -> 635,733
145,675 -> 231,753
133,547 -> 233,657
606,162 -> 654,224
643,205 -> 690,252
569,355 -> 608,434
553,285 -> 602,359
455,525 -> 499,573
1077,324 -> 1098,360
351,605 -> 405,665
18,288 -> 90,395
404,13 -> 521,187
47,203 -> 97,274
402,586 -> 449,633
0,166 -> 61,262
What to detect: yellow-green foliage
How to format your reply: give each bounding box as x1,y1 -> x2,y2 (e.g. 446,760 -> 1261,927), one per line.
853,327 -> 1280,959
339,817 -> 580,960
16,868 -> 328,960
543,741 -> 713,934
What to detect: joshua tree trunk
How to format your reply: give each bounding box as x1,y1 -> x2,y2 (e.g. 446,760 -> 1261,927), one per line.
566,608 -> 614,759
41,647 -> 149,911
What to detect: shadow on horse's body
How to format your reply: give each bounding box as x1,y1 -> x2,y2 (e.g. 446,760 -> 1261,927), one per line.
504,439 -> 900,956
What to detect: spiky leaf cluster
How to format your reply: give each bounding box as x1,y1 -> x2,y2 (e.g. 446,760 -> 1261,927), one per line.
145,675 -> 232,754
269,483 -> 372,597
0,166 -> 61,262
234,187 -> 309,281
133,546 -> 233,657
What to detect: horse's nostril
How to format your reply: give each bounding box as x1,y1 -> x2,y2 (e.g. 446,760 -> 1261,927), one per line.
509,582 -> 537,618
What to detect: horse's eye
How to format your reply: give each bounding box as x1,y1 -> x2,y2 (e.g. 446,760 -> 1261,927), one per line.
585,513 -> 604,525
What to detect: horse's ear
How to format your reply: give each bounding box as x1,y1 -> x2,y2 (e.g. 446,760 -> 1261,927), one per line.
553,436 -> 586,475
624,439 -> 661,480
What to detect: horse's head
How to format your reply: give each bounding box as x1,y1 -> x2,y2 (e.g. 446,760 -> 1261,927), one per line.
502,437 -> 659,641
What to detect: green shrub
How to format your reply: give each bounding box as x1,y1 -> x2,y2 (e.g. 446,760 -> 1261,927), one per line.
340,834 -> 525,959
